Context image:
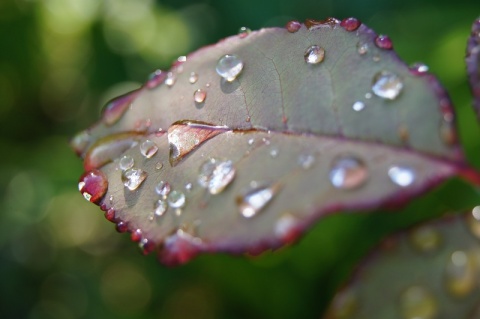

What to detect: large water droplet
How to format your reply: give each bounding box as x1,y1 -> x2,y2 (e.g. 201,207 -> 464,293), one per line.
340,17 -> 361,31
304,45 -> 325,64
444,250 -> 477,298
375,34 -> 393,50
409,225 -> 441,253
168,190 -> 186,208
237,183 -> 280,218
102,90 -> 139,126
216,54 -> 244,82
400,285 -> 437,319
388,166 -> 415,187
119,155 -> 134,171
467,206 -> 480,239
286,20 -> 302,33
78,169 -> 108,205
122,168 -> 147,191
188,72 -> 198,84
329,156 -> 368,189
154,199 -> 168,217
193,89 -> 207,103
352,101 -> 365,111
165,72 -> 176,87
238,26 -> 251,38
140,139 -> 158,158
198,158 -> 236,195
372,71 -> 404,100
155,181 -> 171,198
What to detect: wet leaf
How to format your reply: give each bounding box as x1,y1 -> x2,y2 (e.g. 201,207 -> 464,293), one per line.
467,17 -> 480,120
322,208 -> 480,319
73,18 -> 478,265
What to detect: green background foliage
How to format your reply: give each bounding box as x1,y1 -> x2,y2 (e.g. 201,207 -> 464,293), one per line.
0,0 -> 479,318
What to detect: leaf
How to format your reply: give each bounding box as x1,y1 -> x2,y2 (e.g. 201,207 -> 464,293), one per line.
72,17 -> 478,265
467,17 -> 480,120
322,208 -> 480,319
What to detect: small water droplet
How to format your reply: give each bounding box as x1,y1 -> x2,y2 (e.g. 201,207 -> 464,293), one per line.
198,158 -> 236,195
400,285 -> 437,319
185,183 -> 193,191
155,162 -> 163,170
357,42 -> 369,55
193,89 -> 207,103
188,72 -> 198,84
372,54 -> 380,62
388,166 -> 415,187
168,190 -> 186,208
298,154 -> 315,169
286,20 -> 302,33
274,214 -> 301,242
238,26 -> 251,38
304,45 -> 325,64
409,63 -> 429,75
155,181 -> 171,198
467,206 -> 480,238
237,183 -> 280,218
444,250 -> 477,298
329,156 -> 368,189
122,168 -> 147,191
409,225 -> 441,253
248,138 -> 255,145
116,221 -> 128,233
375,34 -> 393,50
119,155 -> 134,171
146,69 -> 166,89
131,229 -> 142,242
71,131 -> 91,155
139,238 -> 155,255
139,139 -> 158,158
216,54 -> 244,82
78,169 -> 108,204
165,72 -> 176,87
269,148 -> 279,158
340,17 -> 361,31
372,71 -> 404,100
365,92 -> 372,99
177,56 -> 187,63
352,101 -> 365,111
154,199 -> 168,217
105,208 -> 115,222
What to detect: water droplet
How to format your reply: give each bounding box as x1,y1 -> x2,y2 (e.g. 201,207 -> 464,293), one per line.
119,155 -> 134,171
122,168 -> 147,191
388,166 -> 415,187
372,55 -> 380,62
372,71 -> 404,100
102,90 -> 139,126
146,69 -> 166,89
237,183 -> 280,218
340,17 -> 361,31
409,63 -> 429,75
198,158 -> 236,195
365,92 -> 372,99
304,45 -> 325,64
177,55 -> 187,63
131,229 -> 142,242
116,221 -> 128,233
165,72 -> 176,87
105,208 -> 115,222
467,206 -> 480,238
216,54 -> 244,82
155,181 -> 171,198
139,238 -> 155,255
188,72 -> 198,84
78,169 -> 108,204
140,139 -> 158,158
193,89 -> 207,103
375,34 -> 393,50
167,190 -> 186,208
400,285 -> 437,319
238,26 -> 251,38
269,148 -> 279,158
305,17 -> 339,29
298,154 -> 315,169
409,225 -> 441,253
248,138 -> 255,145
155,162 -> 163,170
286,20 -> 302,33
154,199 -> 168,217
352,101 -> 365,111
274,214 -> 301,243
185,183 -> 193,191
329,156 -> 368,190
357,42 -> 369,55
444,250 -> 477,298
70,130 -> 91,155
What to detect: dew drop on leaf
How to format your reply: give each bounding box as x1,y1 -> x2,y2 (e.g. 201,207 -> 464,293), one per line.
409,63 -> 429,75
154,199 -> 168,217
329,156 -> 368,190
238,26 -> 251,38
357,42 -> 368,55
118,155 -> 134,171
139,140 -> 158,159
388,166 -> 415,187
146,69 -> 166,89
167,190 -> 186,208
372,71 -> 404,100
352,101 -> 365,111
340,17 -> 361,32
165,72 -> 176,87
304,45 -> 325,64
237,183 -> 280,218
375,34 -> 393,50
155,181 -> 171,198
193,89 -> 207,103
197,158 -> 236,195
122,168 -> 147,191
298,154 -> 315,169
188,72 -> 198,84
216,54 -> 244,82
78,169 -> 108,204
285,20 -> 302,33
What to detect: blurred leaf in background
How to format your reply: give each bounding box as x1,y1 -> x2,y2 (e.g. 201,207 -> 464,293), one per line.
1,0 -> 479,318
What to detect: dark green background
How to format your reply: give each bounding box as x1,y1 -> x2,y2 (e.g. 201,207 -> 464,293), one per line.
1,0 -> 479,318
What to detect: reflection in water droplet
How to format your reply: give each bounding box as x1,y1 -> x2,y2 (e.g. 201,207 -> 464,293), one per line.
352,101 -> 365,111
188,72 -> 198,84
168,190 -> 186,208
304,45 -> 325,64
122,168 -> 147,191
444,250 -> 477,298
78,169 -> 108,204
237,183 -> 280,218
140,140 -> 158,158
409,225 -> 441,253
357,42 -> 368,55
388,166 -> 415,187
400,285 -> 437,319
329,156 -> 368,189
216,54 -> 244,82
298,154 -> 315,169
198,158 -> 236,195
340,17 -> 361,31
154,199 -> 167,217
165,72 -> 176,87
155,181 -> 171,198
467,206 -> 480,239
238,26 -> 251,38
286,20 -> 302,33
409,63 -> 429,75
193,89 -> 207,103
119,155 -> 134,171
372,71 -> 404,100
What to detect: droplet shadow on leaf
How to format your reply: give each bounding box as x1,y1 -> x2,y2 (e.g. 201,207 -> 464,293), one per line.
220,78 -> 240,94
